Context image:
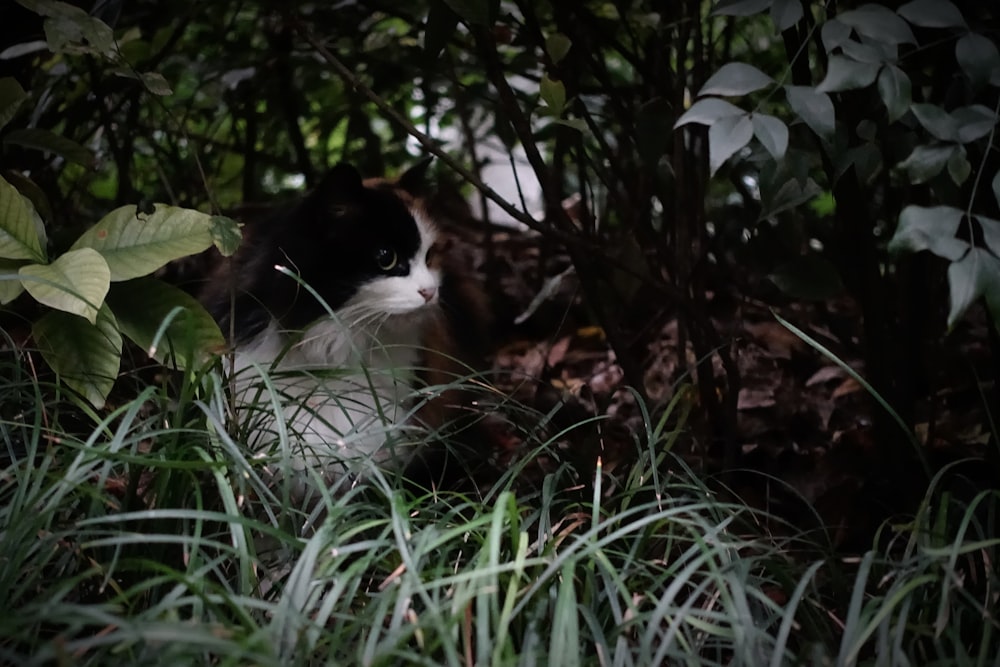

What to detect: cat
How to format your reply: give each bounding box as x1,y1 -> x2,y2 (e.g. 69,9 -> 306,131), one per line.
200,159 -> 490,492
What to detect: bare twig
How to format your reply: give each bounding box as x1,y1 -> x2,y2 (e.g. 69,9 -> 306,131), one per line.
292,17 -> 687,312
294,19 -> 545,231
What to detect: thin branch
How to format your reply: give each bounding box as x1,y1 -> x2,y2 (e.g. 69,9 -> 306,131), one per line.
292,17 -> 687,310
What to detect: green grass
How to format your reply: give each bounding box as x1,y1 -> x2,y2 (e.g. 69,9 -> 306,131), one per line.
1,340 -> 998,666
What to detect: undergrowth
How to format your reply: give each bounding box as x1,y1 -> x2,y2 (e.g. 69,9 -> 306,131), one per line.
0,338 -> 998,667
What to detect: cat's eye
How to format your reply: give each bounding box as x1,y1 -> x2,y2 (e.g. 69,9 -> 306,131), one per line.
374,247 -> 398,271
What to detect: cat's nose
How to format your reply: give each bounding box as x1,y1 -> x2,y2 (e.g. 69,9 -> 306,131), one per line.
418,287 -> 437,303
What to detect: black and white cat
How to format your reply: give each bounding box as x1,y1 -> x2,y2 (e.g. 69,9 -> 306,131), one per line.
202,160 -> 481,489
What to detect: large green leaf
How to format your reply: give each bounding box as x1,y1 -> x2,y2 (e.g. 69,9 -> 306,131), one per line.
0,258 -> 26,304
19,248 -> 111,324
708,113 -> 753,174
898,0 -> 966,29
752,113 -> 789,160
0,175 -> 46,262
0,77 -> 27,131
956,33 -> 1000,88
33,304 -> 122,409
770,0 -> 803,31
32,0 -> 115,57
877,64 -> 911,123
545,33 -> 572,65
674,98 -> 745,128
952,105 -> 997,144
698,62 -> 773,97
784,86 -> 835,139
3,127 -> 95,167
888,205 -> 967,261
2,170 -> 53,223
947,247 -> 1000,330
911,103 -> 959,142
71,204 -> 217,281
896,144 -> 955,184
106,277 -> 226,368
817,55 -> 880,93
978,215 -> 1000,257
836,4 -> 916,45
821,19 -> 852,52
539,75 -> 566,116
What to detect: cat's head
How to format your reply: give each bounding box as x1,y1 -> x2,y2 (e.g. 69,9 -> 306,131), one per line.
272,160 -> 443,330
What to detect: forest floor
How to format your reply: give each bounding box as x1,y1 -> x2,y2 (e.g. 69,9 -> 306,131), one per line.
471,223 -> 997,550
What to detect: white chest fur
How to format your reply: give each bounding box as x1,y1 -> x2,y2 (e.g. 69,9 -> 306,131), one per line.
232,314 -> 428,481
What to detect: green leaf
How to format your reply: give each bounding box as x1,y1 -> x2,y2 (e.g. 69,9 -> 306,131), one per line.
992,171 -> 1000,210
946,145 -> 970,185
39,3 -> 115,57
708,112 -> 753,174
140,71 -> 173,96
836,4 -> 916,45
888,205 -> 967,261
209,215 -> 243,256
3,127 -> 95,167
841,39 -> 893,65
713,0 -> 771,17
847,143 -> 883,185
973,215 -> 1000,256
545,33 -> 572,65
956,33 -> 1000,88
877,64 -> 911,123
424,1 -> 459,59
911,103 -> 959,142
33,304 -> 122,409
19,248 -> 111,324
979,215 -> 1000,257
70,204 -> 217,282
698,62 -> 773,97
952,104 -> 997,143
2,170 -> 53,223
106,277 -> 226,367
751,112 -> 788,159
785,86 -> 835,139
770,0 -> 803,31
548,562 -> 581,665
821,19 -> 852,52
0,40 -> 48,60
947,247 -> 1000,330
441,0 -> 496,26
539,75 -> 566,116
817,55 -> 881,92
761,174 -> 822,219
0,258 -> 26,304
896,144 -> 954,184
552,118 -> 588,132
0,77 -> 27,131
768,255 -> 845,301
674,98 -> 745,127
897,0 -> 967,28
0,174 -> 46,262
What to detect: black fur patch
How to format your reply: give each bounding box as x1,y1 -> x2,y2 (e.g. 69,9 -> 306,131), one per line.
203,164 -> 423,343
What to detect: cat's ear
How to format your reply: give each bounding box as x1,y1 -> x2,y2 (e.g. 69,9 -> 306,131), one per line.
397,157 -> 434,195
316,163 -> 365,207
